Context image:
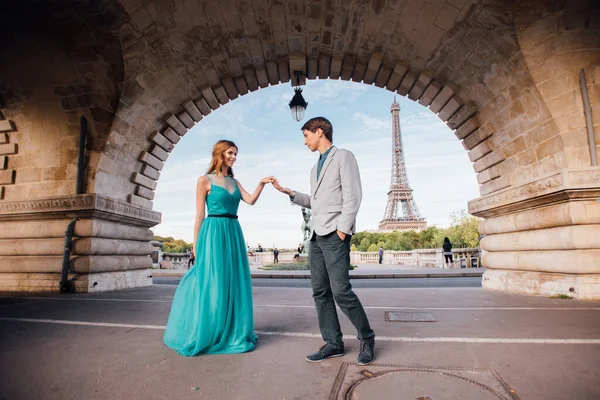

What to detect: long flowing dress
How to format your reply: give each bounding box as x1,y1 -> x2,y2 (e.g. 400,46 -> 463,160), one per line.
163,173 -> 257,356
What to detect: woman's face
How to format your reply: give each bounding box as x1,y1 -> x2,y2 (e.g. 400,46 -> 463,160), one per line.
222,146 -> 237,168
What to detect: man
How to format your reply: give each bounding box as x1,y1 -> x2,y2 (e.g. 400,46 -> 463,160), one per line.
378,246 -> 384,264
273,248 -> 279,263
273,117 -> 375,366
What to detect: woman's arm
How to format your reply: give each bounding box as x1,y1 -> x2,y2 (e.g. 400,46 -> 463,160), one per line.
192,176 -> 210,256
236,176 -> 274,205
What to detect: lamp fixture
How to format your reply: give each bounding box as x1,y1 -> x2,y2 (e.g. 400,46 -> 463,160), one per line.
289,70 -> 308,122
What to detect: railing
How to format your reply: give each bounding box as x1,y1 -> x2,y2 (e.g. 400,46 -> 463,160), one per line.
155,248 -> 482,269
350,248 -> 482,269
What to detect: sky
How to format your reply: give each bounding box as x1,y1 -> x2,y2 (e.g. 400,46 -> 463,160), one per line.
152,79 -> 480,249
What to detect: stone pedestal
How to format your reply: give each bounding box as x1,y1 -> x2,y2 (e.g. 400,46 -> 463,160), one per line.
0,194 -> 161,292
470,168 -> 600,300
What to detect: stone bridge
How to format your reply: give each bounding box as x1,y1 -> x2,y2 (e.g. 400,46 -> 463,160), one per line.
0,0 -> 598,298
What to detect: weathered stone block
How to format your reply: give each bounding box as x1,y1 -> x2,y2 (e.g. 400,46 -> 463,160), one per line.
468,141 -> 493,162
0,143 -> 17,155
0,156 -> 6,169
438,97 -> 462,121
502,136 -> 527,157
516,149 -> 537,167
73,256 -> 152,274
447,102 -> 476,130
330,57 -> 343,79
195,98 -> 212,116
151,132 -> 174,152
256,67 -> 269,88
435,3 -> 460,30
234,76 -> 249,96
536,135 -> 564,160
474,150 -> 504,173
141,164 -> 160,180
201,87 -> 220,109
476,164 -> 502,184
351,61 -> 367,83
139,152 -> 164,171
166,114 -> 187,136
479,175 -> 510,195
150,144 -> 168,162
0,120 -> 15,132
430,85 -> 455,113
278,60 -> 291,83
221,78 -> 239,101
244,69 -> 260,91
408,71 -> 434,100
132,172 -> 157,190
386,62 -> 409,91
177,111 -> 195,129
374,65 -> 392,89
266,61 -> 279,84
0,169 -> 16,185
136,185 -> 155,200
0,169 -> 15,185
363,56 -> 382,84
463,124 -> 494,150
340,54 -> 356,81
397,72 -> 417,96
161,127 -> 181,144
418,81 -> 442,106
455,117 -> 479,139
128,193 -> 153,209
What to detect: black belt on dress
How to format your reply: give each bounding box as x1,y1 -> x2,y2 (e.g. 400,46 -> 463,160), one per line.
207,213 -> 238,219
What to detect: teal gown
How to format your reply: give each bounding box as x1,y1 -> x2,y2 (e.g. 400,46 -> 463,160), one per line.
163,174 -> 257,356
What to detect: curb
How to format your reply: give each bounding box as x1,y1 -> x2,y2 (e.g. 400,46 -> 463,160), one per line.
152,271 -> 484,279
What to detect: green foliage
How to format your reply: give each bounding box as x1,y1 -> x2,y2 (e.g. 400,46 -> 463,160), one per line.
154,235 -> 193,253
350,210 -> 481,251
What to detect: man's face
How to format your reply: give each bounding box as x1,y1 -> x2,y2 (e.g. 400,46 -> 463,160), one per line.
303,129 -> 321,152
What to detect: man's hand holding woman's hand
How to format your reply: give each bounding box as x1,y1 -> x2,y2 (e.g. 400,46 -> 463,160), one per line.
260,176 -> 276,185
271,178 -> 294,197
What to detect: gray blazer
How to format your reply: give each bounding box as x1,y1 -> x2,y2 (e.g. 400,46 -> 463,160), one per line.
292,147 -> 362,237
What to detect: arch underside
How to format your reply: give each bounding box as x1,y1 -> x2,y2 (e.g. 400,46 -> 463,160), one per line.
0,0 -> 598,297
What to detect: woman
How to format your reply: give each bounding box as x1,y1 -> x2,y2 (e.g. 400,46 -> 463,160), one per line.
164,140 -> 274,356
442,237 -> 453,268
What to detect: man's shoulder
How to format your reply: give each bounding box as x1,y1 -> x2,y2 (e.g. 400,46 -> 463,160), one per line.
333,148 -> 356,158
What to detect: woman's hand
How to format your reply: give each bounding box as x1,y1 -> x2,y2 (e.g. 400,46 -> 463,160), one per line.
260,176 -> 275,185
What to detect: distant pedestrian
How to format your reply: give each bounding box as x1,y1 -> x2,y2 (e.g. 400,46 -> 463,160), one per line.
188,251 -> 195,269
273,248 -> 279,263
442,237 -> 453,268
378,246 -> 383,264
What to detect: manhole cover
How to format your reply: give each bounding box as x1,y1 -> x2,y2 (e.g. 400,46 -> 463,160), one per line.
385,311 -> 437,322
328,363 -> 520,400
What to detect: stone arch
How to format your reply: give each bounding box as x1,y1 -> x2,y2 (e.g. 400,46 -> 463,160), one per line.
0,0 -> 598,297
120,62 -> 488,209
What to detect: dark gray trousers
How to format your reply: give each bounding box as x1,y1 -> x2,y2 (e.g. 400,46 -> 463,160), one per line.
309,232 -> 375,349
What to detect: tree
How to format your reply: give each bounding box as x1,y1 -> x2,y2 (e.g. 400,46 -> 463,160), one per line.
348,210 -> 481,251
153,236 -> 193,253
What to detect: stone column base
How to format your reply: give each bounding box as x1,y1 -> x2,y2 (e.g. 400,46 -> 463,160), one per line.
470,168 -> 600,300
0,194 -> 161,293
0,269 -> 153,293
482,269 -> 600,300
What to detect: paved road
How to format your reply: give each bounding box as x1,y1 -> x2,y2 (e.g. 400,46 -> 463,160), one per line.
153,276 -> 482,288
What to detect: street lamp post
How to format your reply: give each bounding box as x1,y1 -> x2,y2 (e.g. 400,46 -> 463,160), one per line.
289,71 -> 308,122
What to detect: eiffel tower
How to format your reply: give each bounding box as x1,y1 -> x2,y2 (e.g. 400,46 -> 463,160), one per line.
378,97 -> 427,232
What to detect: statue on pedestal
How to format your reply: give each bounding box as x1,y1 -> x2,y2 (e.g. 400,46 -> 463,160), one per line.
301,207 -> 311,255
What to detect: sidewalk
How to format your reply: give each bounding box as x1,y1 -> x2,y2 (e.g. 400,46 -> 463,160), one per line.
152,264 -> 486,279
1,284 -> 599,399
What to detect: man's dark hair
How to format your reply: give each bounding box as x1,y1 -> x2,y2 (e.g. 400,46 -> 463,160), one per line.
301,117 -> 333,142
